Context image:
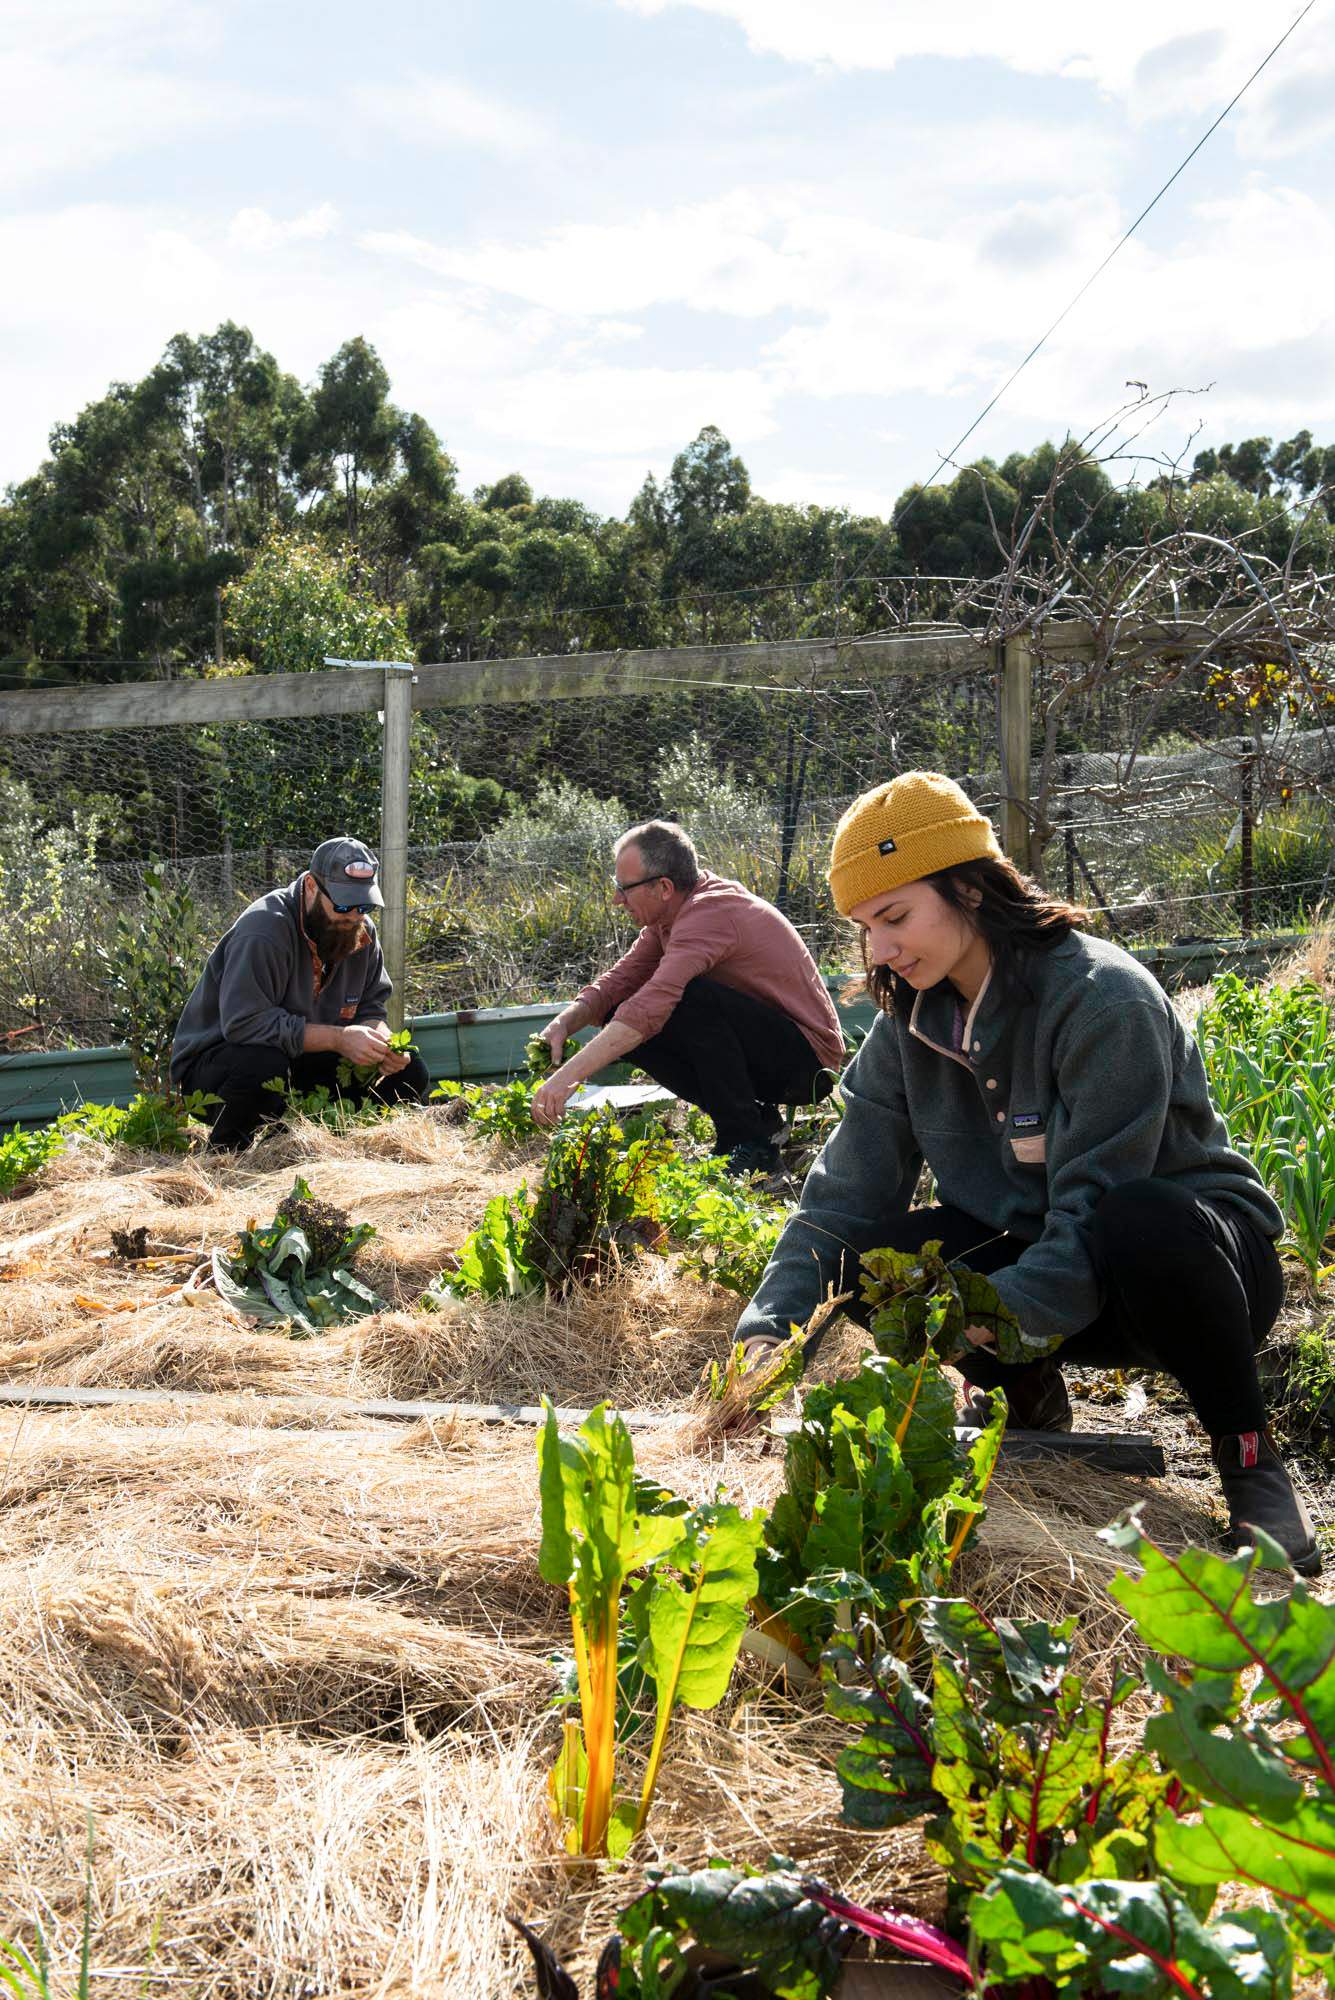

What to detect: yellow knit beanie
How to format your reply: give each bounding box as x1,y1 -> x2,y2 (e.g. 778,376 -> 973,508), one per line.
828,771 -> 1002,916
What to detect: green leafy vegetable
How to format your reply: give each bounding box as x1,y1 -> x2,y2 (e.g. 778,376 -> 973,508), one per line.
537,1401 -> 758,1857
861,1238 -> 1055,1366
1106,1515 -> 1335,1949
758,1348 -> 1005,1659
335,1025 -> 415,1089
212,1176 -> 384,1333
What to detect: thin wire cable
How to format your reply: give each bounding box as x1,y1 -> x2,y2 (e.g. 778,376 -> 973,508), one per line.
892,1 -> 1319,528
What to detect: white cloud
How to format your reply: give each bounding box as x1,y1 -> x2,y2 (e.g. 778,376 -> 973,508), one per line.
0,56 -> 265,192
352,76 -> 543,153
363,193 -> 803,316
474,364 -> 781,453
613,0 -> 1308,113
228,204 -> 340,250
757,465 -> 898,518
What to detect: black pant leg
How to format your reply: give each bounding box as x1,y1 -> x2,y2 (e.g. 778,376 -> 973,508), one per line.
631,976 -> 831,1150
180,1041 -> 293,1148
1076,1178 -> 1278,1435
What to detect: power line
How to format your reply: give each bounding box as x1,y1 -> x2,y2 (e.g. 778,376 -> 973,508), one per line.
893,2 -> 1319,525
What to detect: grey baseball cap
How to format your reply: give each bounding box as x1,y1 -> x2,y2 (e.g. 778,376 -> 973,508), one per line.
309,837 -> 385,909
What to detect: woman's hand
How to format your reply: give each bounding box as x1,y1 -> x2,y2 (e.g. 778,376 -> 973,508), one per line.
963,1322 -> 997,1349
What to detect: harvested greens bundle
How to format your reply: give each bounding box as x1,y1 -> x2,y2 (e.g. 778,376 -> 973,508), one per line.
212,1177 -> 384,1333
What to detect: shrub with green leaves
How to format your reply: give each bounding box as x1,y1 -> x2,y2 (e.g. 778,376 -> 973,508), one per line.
0,1123 -> 66,1198
94,864 -> 206,1092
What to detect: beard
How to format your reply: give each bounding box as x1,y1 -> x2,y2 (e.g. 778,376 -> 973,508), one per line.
306,902 -> 369,968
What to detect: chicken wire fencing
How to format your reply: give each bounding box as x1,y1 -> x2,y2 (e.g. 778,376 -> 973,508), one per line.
0,651 -> 1331,1051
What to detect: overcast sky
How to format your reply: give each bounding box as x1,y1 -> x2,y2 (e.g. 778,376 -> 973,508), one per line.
3,0 -> 1333,516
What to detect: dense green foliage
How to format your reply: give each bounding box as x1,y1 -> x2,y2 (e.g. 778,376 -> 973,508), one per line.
1196,973 -> 1335,1275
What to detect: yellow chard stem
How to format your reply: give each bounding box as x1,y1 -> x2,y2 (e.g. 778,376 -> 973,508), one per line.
894,1344 -> 932,1449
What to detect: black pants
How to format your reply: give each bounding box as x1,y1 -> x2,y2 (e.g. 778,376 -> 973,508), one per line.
839,1179 -> 1282,1438
179,1041 -> 431,1149
630,976 -> 834,1152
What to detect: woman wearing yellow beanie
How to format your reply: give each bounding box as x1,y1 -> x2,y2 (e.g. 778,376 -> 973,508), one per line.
736,770 -> 1319,1576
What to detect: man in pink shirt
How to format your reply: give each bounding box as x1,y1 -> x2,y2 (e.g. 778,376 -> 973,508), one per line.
533,819 -> 844,1173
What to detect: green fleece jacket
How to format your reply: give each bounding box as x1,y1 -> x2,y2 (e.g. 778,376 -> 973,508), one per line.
736,931 -> 1281,1355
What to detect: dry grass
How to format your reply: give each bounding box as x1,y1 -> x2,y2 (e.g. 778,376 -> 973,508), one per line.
0,1107 -> 1322,1995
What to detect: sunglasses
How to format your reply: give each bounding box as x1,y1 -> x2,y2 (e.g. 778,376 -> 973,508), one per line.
325,895 -> 371,915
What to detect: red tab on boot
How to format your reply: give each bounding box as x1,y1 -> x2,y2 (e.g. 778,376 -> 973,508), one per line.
1240,1430 -> 1260,1469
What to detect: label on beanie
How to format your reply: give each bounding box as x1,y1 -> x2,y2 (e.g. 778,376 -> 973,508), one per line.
877,835 -> 898,854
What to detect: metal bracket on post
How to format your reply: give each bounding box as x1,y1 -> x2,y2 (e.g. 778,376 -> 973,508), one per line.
322,657 -> 416,1028
998,634 -> 1034,870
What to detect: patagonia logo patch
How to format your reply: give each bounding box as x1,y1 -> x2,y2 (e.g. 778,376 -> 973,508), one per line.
877,835 -> 897,854
1012,1112 -> 1042,1130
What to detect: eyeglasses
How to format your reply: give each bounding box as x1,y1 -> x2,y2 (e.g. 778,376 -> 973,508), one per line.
612,873 -> 663,897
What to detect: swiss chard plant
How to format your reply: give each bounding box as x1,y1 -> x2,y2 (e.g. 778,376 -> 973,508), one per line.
757,1346 -> 1005,1664
861,1237 -> 1061,1367
538,1401 -> 763,1859
212,1177 -> 384,1332
1105,1515 -> 1335,1982
432,1112 -> 671,1302
824,1597 -> 1189,1911
655,1149 -> 791,1297
514,1856 -> 973,1999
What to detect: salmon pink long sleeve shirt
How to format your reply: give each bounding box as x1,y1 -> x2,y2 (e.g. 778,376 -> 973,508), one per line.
577,872 -> 844,1070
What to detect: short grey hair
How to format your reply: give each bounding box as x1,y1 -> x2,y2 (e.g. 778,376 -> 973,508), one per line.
616,819 -> 699,890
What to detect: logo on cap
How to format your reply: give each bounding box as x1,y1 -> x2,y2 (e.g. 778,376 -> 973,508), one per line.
343,862 -> 376,878
878,835 -> 897,855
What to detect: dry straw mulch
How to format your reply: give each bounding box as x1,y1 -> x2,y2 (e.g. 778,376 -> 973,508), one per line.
0,1108 -> 1304,1995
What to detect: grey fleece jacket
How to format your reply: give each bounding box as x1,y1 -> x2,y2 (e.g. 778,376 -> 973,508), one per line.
170,875 -> 391,1082
736,931 -> 1281,1354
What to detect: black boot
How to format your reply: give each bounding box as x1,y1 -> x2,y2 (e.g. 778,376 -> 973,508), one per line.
961,1356 -> 1072,1432
1211,1428 -> 1322,1578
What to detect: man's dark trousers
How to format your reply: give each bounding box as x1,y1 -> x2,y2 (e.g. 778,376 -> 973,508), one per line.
629,975 -> 832,1152
180,1041 -> 430,1149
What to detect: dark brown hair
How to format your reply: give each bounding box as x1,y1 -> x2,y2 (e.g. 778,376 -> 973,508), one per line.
860,857 -> 1088,1015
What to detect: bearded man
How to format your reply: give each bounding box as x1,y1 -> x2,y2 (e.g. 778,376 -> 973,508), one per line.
171,837 -> 429,1148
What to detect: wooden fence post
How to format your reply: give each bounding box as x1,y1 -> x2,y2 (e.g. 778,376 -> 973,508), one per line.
379,664 -> 415,1030
999,635 -> 1033,869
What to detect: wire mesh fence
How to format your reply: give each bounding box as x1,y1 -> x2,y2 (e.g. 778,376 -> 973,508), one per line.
0,641 -> 1331,1051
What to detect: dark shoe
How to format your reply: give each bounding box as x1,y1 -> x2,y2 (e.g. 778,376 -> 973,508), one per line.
1211,1428 -> 1322,1577
962,1357 -> 1072,1432
725,1140 -> 782,1178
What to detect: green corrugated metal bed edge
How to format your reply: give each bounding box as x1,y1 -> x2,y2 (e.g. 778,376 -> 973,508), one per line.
0,935 -> 1306,1127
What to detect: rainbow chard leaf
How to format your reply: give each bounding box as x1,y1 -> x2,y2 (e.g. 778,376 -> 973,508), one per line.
1105,1517 -> 1335,1944
969,1866 -> 1294,1998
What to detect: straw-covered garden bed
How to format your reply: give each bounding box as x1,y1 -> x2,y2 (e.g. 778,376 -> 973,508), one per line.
0,1108 -> 1329,1995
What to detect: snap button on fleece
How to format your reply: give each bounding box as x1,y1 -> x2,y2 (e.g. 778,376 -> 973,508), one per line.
985,1077 -> 998,1089
995,1111 -> 1004,1123
973,1041 -> 981,1052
